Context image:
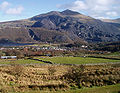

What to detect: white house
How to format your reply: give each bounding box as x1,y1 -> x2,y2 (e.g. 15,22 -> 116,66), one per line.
1,56 -> 17,59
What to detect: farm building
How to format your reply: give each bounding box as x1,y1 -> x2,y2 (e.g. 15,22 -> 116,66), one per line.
1,56 -> 17,59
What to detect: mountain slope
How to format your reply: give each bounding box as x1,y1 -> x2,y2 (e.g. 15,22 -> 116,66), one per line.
31,10 -> 120,42
0,27 -> 80,44
0,9 -> 120,44
101,18 -> 120,31
101,18 -> 120,24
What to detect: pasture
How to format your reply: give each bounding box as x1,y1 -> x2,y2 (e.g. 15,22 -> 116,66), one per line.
35,56 -> 120,64
0,59 -> 44,65
0,56 -> 120,65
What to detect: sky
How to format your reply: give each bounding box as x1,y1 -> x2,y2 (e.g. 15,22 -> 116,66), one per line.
0,0 -> 120,22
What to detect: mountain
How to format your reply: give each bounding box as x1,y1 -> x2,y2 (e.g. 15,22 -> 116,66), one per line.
101,18 -> 120,24
0,9 -> 120,44
101,18 -> 120,31
115,18 -> 120,23
31,10 -> 120,42
0,27 -> 78,44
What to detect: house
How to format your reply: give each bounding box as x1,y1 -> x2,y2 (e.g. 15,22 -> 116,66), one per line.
81,45 -> 88,48
1,56 -> 17,59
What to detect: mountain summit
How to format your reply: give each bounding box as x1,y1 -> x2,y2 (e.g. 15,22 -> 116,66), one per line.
30,9 -> 92,21
60,9 -> 80,15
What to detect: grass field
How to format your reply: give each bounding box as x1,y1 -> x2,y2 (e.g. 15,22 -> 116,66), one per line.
35,57 -> 120,64
0,59 -> 44,65
89,52 -> 120,59
0,56 -> 120,65
62,84 -> 120,93
16,84 -> 120,93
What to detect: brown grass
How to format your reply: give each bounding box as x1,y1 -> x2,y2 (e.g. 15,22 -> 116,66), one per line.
0,64 -> 119,92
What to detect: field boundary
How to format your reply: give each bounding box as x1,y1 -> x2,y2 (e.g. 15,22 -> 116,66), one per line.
88,56 -> 120,60
28,57 -> 53,64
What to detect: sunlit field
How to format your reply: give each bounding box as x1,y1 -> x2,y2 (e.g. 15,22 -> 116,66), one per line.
35,57 -> 120,64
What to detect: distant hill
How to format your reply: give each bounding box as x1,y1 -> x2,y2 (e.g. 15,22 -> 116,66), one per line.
101,18 -> 120,24
0,9 -> 120,44
101,18 -> 120,31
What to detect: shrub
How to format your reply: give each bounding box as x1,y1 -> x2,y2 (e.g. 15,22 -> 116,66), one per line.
48,66 -> 56,75
63,65 -> 86,88
0,86 -> 11,93
9,65 -> 25,80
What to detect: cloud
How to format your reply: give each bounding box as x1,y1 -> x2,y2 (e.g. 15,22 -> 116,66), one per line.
106,11 -> 118,17
0,1 -> 24,15
6,6 -> 24,15
58,0 -> 120,19
70,0 -> 88,11
0,1 -> 10,10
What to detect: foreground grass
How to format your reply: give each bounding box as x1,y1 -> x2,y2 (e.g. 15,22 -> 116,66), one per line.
16,84 -> 120,93
0,64 -> 119,93
36,57 -> 120,64
0,59 -> 44,65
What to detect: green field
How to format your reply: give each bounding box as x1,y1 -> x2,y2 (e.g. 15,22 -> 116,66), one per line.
16,84 -> 120,93
62,84 -> 120,93
58,84 -> 120,93
88,52 -> 120,59
36,57 -> 120,64
0,59 -> 44,65
0,56 -> 120,65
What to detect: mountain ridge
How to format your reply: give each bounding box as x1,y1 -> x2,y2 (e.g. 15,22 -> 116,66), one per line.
101,18 -> 120,24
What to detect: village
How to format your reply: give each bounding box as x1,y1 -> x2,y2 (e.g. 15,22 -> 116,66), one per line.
0,45 -> 67,59
0,44 -> 109,60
